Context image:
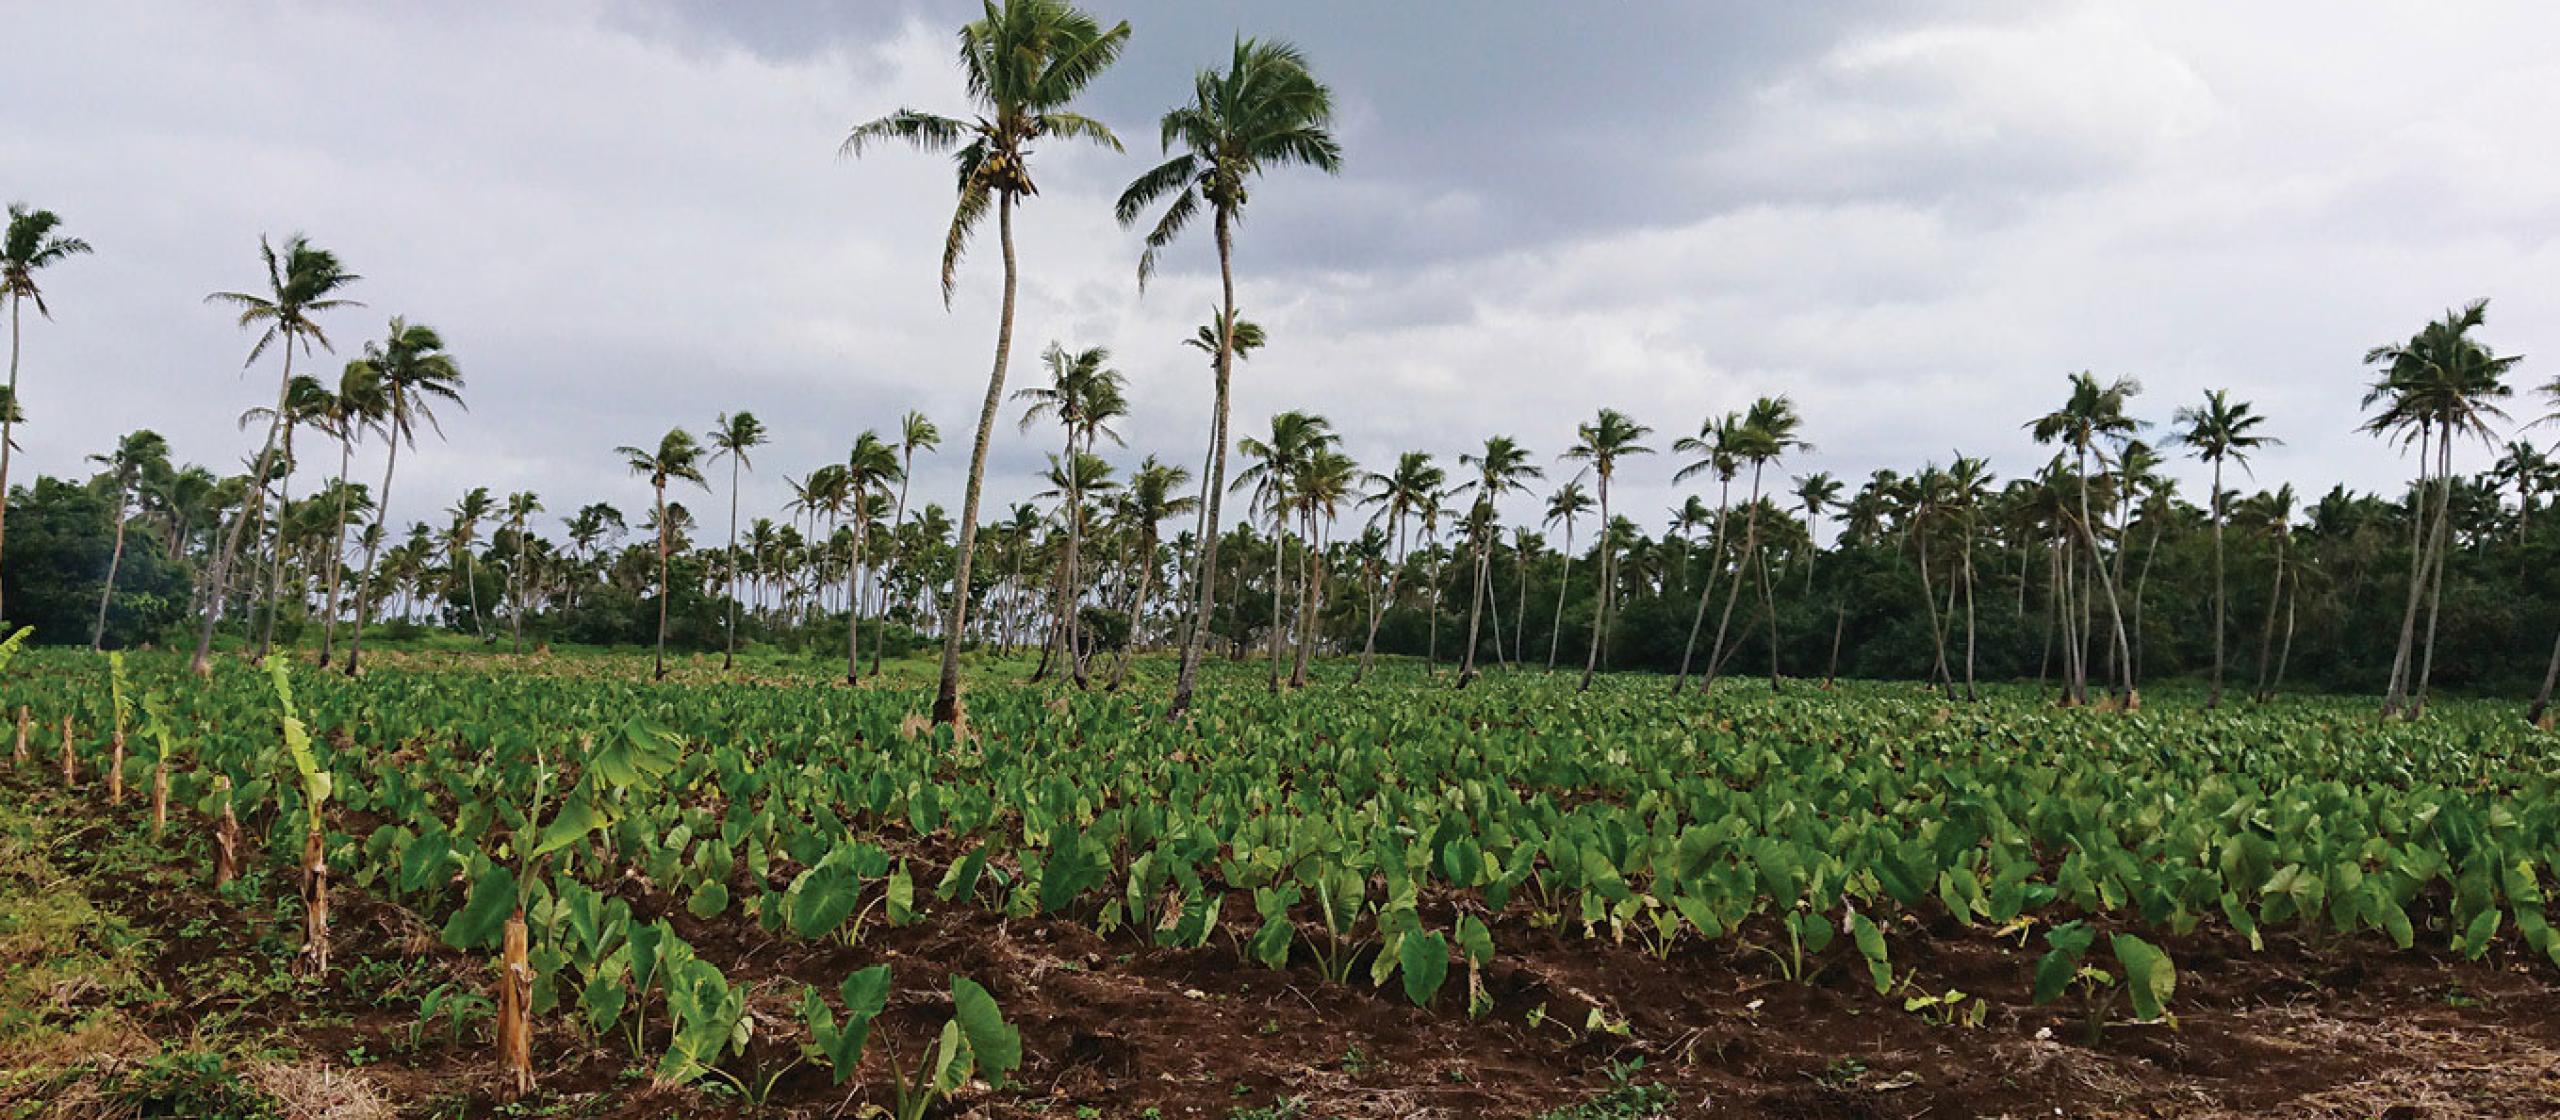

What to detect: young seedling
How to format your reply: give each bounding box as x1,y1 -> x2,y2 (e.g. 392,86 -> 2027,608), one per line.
2031,921 -> 2176,1043
266,661 -> 334,980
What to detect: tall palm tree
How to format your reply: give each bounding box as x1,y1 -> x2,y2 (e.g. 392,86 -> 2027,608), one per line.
2490,440 -> 2551,541
1946,455 -> 1995,699
2236,484 -> 2299,704
315,359 -> 384,666
342,319 -> 461,675
1289,447 -> 1357,687
843,431 -> 904,684
0,204 -> 91,624
88,430 -> 169,650
707,411 -> 767,671
238,374 -> 333,663
2027,372 -> 2144,704
1105,455 -> 1196,690
617,429 -> 709,681
844,0 -> 1129,728
1672,414 -> 1740,691
194,235 -> 362,675
1562,409 -> 1653,691
1233,411 -> 1334,691
1791,471 -> 1842,593
502,491 -> 542,653
1542,480 -> 1594,671
882,409 -> 940,674
1353,451 -> 1441,682
1705,397 -> 1807,693
1118,34 -> 1341,717
1452,436 -> 1541,687
1015,343 -> 1126,687
2168,389 -> 2279,708
2363,301 -> 2517,717
444,487 -> 496,642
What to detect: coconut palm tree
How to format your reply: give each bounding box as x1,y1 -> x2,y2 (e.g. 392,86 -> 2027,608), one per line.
2235,484 -> 2299,704
1452,436 -> 1541,687
1172,314 -> 1265,659
502,491 -> 542,653
1105,456 -> 1196,690
1542,480 -> 1594,671
2363,301 -> 2517,717
194,235 -> 362,674
2168,389 -> 2279,708
88,430 -> 169,649
315,359 -> 384,666
843,0 -> 1129,728
1118,34 -> 1342,716
0,204 -> 91,623
1353,451 -> 1441,683
617,429 -> 709,680
1289,447 -> 1357,687
238,374 -> 333,663
342,319 -> 460,674
1791,472 -> 1842,593
841,431 -> 904,684
1016,343 -> 1126,686
2027,372 -> 2144,704
880,409 -> 940,674
1233,411 -> 1334,691
707,411 -> 767,671
1562,409 -> 1653,691
1705,397 -> 1807,693
1672,414 -> 1740,691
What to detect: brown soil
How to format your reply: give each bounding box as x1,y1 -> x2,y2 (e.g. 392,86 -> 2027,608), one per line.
26,776 -> 2560,1120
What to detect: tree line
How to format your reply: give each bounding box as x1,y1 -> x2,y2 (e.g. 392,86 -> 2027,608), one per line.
5,0 -> 2557,726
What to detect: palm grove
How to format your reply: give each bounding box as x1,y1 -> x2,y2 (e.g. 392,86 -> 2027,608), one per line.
6,2 -> 2560,727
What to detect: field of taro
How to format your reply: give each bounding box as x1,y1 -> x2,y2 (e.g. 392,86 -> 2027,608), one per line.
6,643 -> 2560,1118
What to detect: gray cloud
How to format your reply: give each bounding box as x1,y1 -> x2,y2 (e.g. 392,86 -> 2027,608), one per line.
6,0 -> 2557,547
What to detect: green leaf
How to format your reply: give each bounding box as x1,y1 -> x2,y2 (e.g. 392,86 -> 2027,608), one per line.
443,865 -> 515,951
531,784 -> 611,858
1850,912 -> 1892,995
1398,930 -> 1450,1007
2109,933 -> 2176,1023
593,717 -> 683,788
950,976 -> 1020,1088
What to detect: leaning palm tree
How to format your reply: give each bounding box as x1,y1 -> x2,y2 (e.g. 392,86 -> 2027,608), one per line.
0,204 -> 91,623
843,0 -> 1129,728
2168,389 -> 2279,708
707,411 -> 767,671
1704,397 -> 1807,693
193,235 -> 362,675
89,429 -> 170,649
617,429 -> 709,681
1672,413 -> 1740,691
445,487 -> 495,642
1015,343 -> 1126,686
343,319 -> 463,675
1452,436 -> 1541,687
238,374 -> 334,663
1352,450 -> 1441,683
1542,480 -> 1594,671
1232,411 -> 1333,692
880,409 -> 940,674
316,359 -> 385,666
1562,409 -> 1653,691
1118,34 -> 1341,717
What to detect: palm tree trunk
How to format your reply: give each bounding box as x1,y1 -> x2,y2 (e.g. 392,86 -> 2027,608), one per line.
1268,514 -> 1287,692
1170,209 -> 1238,718
1547,533 -> 1573,671
2253,535 -> 2286,703
2382,429 -> 2431,715
651,482 -> 670,680
1703,469 -> 1765,692
1580,479 -> 1612,692
847,515 -> 866,684
91,487 -> 130,650
932,192 -> 1018,728
1291,511 -> 1318,688
1825,595 -> 1846,687
1426,544 -> 1443,675
2527,626 -> 2560,727
1513,545 -> 1530,666
1674,487 -> 1731,691
192,339 -> 297,675
2410,429 -> 2456,717
2075,445 -> 2137,701
722,454 -> 741,670
1959,515 -> 1978,700
1914,520 -> 1950,692
2207,458 -> 2226,708
257,424 -> 298,664
1456,536 -> 1489,687
319,435 -> 355,666
0,295 -> 20,625
1107,530 -> 1156,692
1354,512 -> 1405,684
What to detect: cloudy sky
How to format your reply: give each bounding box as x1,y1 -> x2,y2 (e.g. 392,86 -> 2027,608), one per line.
8,0 -> 2558,544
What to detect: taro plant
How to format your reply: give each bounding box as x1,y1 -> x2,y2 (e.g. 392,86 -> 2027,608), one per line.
2030,921 -> 2177,1043
874,975 -> 1021,1120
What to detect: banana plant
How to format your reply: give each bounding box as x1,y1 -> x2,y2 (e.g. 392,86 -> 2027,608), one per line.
265,660 -> 335,979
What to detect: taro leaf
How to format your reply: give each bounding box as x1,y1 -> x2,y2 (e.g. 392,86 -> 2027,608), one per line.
1250,912 -> 1295,970
2109,933 -> 2175,1023
936,843 -> 989,903
1399,930 -> 1451,1007
789,865 -> 861,939
688,879 -> 729,920
887,860 -> 917,926
1850,912 -> 1892,995
532,781 -> 611,858
443,864 -> 515,951
1455,913 -> 1495,965
950,976 -> 1020,1088
593,717 -> 683,787
583,959 -> 629,1035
